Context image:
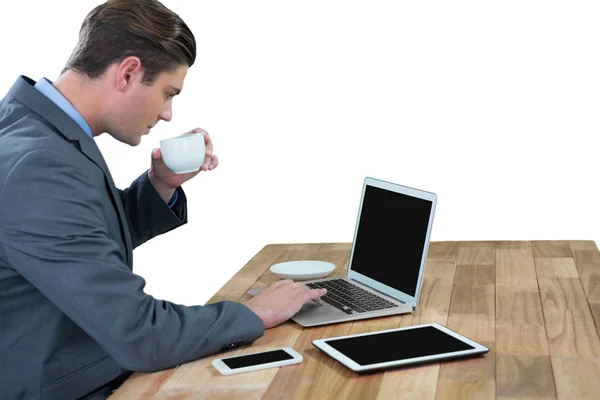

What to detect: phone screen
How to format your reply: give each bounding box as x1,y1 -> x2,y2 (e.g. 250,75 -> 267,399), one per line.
222,349 -> 294,369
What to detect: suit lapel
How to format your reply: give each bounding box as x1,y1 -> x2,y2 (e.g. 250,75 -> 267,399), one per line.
78,139 -> 134,267
10,76 -> 134,267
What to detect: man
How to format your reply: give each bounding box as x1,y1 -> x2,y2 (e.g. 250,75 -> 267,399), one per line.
0,1 -> 325,398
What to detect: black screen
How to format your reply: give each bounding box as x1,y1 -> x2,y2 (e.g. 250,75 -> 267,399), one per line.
325,326 -> 474,366
222,349 -> 293,369
351,185 -> 432,296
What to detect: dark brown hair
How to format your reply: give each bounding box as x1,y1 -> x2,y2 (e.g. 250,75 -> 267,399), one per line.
64,0 -> 196,84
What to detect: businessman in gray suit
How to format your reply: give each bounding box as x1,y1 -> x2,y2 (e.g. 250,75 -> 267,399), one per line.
0,1 -> 326,399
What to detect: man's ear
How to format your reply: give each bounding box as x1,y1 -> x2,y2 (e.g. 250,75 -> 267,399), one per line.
115,56 -> 143,91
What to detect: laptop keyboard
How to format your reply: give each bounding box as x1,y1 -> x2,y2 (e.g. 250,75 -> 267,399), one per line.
306,279 -> 399,314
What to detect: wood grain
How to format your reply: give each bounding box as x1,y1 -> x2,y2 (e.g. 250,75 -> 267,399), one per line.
449,284 -> 495,315
305,318 -> 400,400
543,308 -> 600,358
569,240 -> 599,252
496,245 -> 538,293
376,363 -> 439,400
435,244 -> 497,399
532,241 -> 573,258
535,258 -> 579,279
456,242 -> 495,266
151,323 -> 305,399
496,242 -> 533,262
496,355 -> 556,398
110,369 -> 178,400
496,291 -> 544,325
495,290 -> 549,357
435,344 -> 496,400
453,265 -> 495,286
552,357 -> 600,399
109,241 -> 600,399
427,241 -> 459,262
446,314 -> 495,344
496,323 -> 549,357
589,302 -> 600,339
495,242 -> 555,397
572,250 -> 600,303
375,256 -> 456,399
262,322 -> 353,400
538,278 -> 589,310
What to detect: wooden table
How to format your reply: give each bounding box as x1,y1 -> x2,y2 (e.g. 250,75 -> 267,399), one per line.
111,240 -> 600,399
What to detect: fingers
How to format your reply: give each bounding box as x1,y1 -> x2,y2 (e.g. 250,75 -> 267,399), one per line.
186,128 -> 212,153
151,148 -> 165,166
286,282 -> 327,302
261,279 -> 294,293
189,127 -> 206,136
262,280 -> 325,300
203,131 -> 213,157
186,128 -> 217,172
305,288 -> 327,302
203,132 -> 215,171
200,154 -> 218,172
244,280 -> 328,329
189,129 -> 213,156
201,157 -> 210,171
274,279 -> 295,288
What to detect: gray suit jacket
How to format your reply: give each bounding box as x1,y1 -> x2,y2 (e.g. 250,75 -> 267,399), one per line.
0,76 -> 264,400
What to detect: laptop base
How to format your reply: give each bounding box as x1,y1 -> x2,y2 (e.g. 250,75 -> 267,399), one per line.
292,301 -> 413,327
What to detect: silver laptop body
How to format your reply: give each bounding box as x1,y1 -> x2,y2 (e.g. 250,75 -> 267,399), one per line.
291,177 -> 437,327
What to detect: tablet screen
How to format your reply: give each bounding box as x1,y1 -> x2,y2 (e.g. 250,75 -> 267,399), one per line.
324,325 -> 475,366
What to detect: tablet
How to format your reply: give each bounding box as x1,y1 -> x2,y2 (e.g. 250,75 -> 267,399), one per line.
312,323 -> 489,372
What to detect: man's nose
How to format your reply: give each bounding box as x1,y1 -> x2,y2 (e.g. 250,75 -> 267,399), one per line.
159,103 -> 172,122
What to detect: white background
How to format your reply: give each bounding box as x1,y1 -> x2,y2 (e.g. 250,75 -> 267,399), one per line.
1,1 -> 598,306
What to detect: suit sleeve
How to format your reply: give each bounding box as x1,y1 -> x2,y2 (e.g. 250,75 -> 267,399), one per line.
118,171 -> 187,249
0,149 -> 264,373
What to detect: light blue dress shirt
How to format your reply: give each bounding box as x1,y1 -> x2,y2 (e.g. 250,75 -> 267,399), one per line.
34,77 -> 93,138
34,77 -> 178,207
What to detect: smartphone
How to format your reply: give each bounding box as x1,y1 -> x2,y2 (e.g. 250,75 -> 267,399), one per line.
212,348 -> 303,375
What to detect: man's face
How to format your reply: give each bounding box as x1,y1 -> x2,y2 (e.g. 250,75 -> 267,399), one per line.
109,64 -> 188,145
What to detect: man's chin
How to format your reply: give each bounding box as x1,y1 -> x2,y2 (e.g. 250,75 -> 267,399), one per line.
122,135 -> 142,146
108,132 -> 143,146
130,135 -> 143,146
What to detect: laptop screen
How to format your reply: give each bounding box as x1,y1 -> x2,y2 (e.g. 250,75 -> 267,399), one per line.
349,184 -> 433,297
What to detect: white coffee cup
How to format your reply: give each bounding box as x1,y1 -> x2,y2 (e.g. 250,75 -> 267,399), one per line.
159,133 -> 206,174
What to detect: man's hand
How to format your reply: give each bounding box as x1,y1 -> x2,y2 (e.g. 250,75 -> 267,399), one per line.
148,127 -> 218,204
242,279 -> 327,329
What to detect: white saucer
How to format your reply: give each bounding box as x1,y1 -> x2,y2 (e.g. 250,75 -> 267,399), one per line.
269,260 -> 335,281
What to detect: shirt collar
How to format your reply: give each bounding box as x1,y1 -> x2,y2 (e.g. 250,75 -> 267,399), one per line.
34,77 -> 93,138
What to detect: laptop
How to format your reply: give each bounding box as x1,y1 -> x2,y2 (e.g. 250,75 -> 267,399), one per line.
251,177 -> 437,327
